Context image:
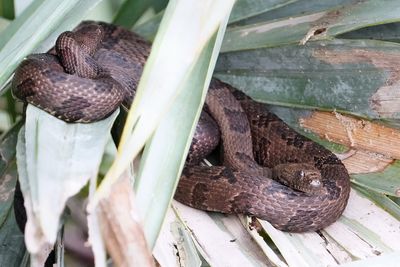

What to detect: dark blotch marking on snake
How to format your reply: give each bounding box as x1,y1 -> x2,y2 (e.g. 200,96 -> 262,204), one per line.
229,88 -> 248,100
47,72 -> 68,84
181,167 -> 193,178
314,154 -> 342,169
210,167 -> 237,184
192,183 -> 209,209
84,56 -> 101,74
108,52 -> 132,68
250,112 -> 277,126
63,111 -> 86,122
324,179 -> 341,200
222,167 -> 237,184
223,107 -> 249,134
287,209 -> 319,228
231,192 -> 255,214
61,96 -> 91,109
60,47 -> 78,73
292,136 -> 305,149
253,137 -> 271,164
92,80 -> 113,93
16,78 -> 36,98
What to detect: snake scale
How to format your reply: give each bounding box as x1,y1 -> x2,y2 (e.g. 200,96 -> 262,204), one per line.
12,21 -> 350,232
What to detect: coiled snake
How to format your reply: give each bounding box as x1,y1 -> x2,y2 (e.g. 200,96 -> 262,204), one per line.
12,21 -> 350,232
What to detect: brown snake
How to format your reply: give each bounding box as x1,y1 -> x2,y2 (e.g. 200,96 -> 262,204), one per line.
12,21 -> 350,232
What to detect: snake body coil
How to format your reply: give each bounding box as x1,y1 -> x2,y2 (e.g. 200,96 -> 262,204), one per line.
12,21 -> 350,232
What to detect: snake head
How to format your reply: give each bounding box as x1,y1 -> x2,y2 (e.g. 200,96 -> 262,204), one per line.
272,163 -> 324,195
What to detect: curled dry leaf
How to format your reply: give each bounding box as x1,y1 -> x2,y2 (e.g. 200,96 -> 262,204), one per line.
97,173 -> 154,267
300,110 -> 400,173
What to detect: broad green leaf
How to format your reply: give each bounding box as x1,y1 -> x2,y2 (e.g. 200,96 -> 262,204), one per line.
0,0 -> 14,19
0,122 -> 25,267
0,121 -> 21,225
3,85 -> 17,124
215,39 -> 400,121
135,32 -> 219,247
229,0 -> 296,23
133,0 -> 297,41
0,0 -> 109,89
233,0 -> 352,26
32,0 -> 120,53
0,0 -> 79,87
113,0 -> 168,28
222,0 -> 400,52
91,0 -> 235,249
223,12 -> 322,51
0,204 -> 26,267
16,105 -> 118,260
353,185 -> 400,221
352,161 -> 400,197
84,0 -> 125,23
0,175 -> 14,228
339,22 -> 400,42
133,10 -> 163,41
0,17 -> 9,32
0,163 -> 18,229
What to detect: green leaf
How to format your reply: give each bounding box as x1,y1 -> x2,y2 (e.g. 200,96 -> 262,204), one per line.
339,22 -> 400,42
133,10 -> 163,41
16,105 -> 118,260
222,0 -> 400,51
0,0 -> 109,89
0,121 -> 20,224
229,0 -> 296,23
91,1 -> 235,250
0,16 -> 9,32
233,0 -> 352,26
352,161 -> 400,197
215,39 -> 400,121
113,0 -> 168,28
135,32 -> 219,248
132,0 -> 298,42
4,85 -> 17,123
353,184 -> 400,221
0,122 -> 25,267
0,205 -> 26,267
132,0 -> 297,42
0,0 -> 14,20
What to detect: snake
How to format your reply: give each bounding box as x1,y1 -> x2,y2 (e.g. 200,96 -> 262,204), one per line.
12,21 -> 350,232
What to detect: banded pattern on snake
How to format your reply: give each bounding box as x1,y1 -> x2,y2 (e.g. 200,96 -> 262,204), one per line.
12,21 -> 350,232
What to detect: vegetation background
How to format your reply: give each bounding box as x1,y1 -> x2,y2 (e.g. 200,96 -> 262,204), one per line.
0,0 -> 399,266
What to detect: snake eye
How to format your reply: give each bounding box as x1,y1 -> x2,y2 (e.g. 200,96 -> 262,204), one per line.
299,170 -> 305,178
310,179 -> 321,187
